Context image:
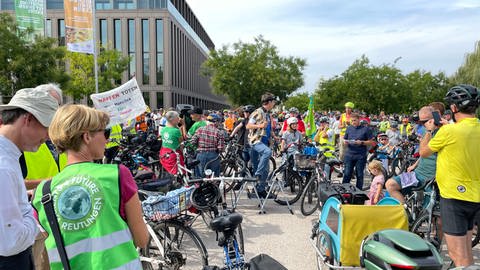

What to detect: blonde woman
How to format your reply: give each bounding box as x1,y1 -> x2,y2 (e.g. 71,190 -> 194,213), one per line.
32,104 -> 148,270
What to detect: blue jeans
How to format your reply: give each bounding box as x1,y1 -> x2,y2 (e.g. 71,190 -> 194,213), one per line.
241,145 -> 251,177
342,154 -> 367,189
251,142 -> 272,192
196,151 -> 220,177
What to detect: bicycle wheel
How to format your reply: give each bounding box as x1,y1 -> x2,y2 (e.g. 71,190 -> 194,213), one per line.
269,156 -> 277,172
153,220 -> 209,269
390,157 -> 405,177
236,223 -> 245,255
315,230 -> 334,270
273,169 -> 303,205
300,176 -> 319,216
222,159 -> 247,192
411,213 -> 442,251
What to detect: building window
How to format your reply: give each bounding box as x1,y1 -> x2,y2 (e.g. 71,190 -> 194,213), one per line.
99,19 -> 107,48
58,19 -> 65,46
142,19 -> 149,84
156,19 -> 164,85
142,91 -> 150,105
46,0 -> 63,9
96,0 -> 112,9
114,0 -> 135,9
114,19 -> 122,51
156,92 -> 163,108
46,19 -> 52,37
128,19 -> 135,78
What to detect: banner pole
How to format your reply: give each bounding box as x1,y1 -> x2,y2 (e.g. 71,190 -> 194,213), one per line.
92,0 -> 99,94
44,0 -> 47,37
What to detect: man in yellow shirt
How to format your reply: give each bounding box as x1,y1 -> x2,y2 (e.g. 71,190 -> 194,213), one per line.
419,84 -> 480,268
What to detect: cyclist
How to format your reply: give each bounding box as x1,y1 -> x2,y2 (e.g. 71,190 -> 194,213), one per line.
187,107 -> 206,137
246,92 -> 277,199
378,115 -> 390,133
190,113 -> 225,177
338,101 -> 354,161
314,116 -> 336,180
281,107 -> 305,135
399,117 -> 413,140
231,105 -> 256,166
32,104 -> 148,270
159,110 -> 184,175
385,106 -> 437,203
281,117 -> 302,158
0,88 -> 58,270
420,85 -> 480,268
386,121 -> 401,146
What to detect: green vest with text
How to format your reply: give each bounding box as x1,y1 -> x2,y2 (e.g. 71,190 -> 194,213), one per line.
25,143 -> 67,180
106,124 -> 123,149
32,163 -> 141,270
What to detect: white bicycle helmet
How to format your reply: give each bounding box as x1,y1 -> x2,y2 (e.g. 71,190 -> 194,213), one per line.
287,117 -> 298,125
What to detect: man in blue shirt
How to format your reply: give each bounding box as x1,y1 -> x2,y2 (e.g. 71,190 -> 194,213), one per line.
342,113 -> 375,189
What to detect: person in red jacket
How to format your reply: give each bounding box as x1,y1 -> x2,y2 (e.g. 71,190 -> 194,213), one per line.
281,107 -> 305,135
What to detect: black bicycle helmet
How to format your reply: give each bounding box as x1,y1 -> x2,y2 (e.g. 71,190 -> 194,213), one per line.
243,105 -> 256,113
319,116 -> 329,123
190,182 -> 220,211
444,84 -> 479,111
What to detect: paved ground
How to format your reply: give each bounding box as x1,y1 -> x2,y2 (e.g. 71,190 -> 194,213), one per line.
190,174 -> 480,270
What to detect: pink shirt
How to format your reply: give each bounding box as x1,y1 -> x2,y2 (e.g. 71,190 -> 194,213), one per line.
368,175 -> 385,205
119,165 -> 138,220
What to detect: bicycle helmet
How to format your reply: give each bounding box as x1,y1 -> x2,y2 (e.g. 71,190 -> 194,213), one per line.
319,117 -> 329,123
344,102 -> 355,109
287,116 -> 298,125
390,121 -> 398,128
207,113 -> 222,122
145,133 -> 158,144
359,119 -> 368,126
444,84 -> 479,111
289,107 -> 299,114
190,182 -> 220,211
243,105 -> 256,113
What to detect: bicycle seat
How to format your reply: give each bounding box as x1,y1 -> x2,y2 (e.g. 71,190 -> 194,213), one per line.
326,158 -> 342,166
210,212 -> 243,232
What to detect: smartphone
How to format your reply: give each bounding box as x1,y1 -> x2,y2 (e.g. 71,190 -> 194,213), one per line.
432,111 -> 441,126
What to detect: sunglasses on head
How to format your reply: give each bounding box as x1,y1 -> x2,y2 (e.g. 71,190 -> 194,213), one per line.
418,119 -> 430,125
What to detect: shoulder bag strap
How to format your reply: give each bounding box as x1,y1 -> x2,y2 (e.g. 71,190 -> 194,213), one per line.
41,181 -> 71,270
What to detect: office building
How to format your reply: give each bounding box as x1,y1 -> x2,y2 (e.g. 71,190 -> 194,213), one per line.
0,0 -> 228,109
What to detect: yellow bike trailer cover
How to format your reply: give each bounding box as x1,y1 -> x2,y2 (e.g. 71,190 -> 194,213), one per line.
339,204 -> 408,266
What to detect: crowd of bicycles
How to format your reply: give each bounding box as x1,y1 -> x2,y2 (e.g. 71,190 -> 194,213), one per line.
106,105 -> 479,270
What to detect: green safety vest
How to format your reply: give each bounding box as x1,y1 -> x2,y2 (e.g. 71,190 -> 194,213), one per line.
32,163 -> 141,270
106,124 -> 123,149
25,143 -> 67,180
379,121 -> 390,132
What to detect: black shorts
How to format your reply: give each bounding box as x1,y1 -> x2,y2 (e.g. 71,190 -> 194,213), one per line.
440,197 -> 480,236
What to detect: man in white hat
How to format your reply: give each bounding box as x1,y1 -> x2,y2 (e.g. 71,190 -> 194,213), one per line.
0,88 -> 58,269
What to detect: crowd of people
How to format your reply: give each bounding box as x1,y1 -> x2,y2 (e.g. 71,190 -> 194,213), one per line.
0,83 -> 479,269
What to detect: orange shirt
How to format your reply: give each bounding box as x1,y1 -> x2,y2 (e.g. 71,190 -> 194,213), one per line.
224,117 -> 236,132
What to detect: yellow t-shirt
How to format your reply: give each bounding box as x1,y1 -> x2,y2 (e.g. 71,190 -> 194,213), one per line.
428,118 -> 480,202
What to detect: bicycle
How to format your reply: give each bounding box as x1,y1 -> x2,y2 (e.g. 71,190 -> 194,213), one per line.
138,188 -> 209,269
299,152 -> 343,216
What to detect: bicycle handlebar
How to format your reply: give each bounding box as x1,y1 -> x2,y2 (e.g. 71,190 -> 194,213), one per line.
186,176 -> 257,184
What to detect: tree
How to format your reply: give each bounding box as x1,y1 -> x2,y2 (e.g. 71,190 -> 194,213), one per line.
452,41 -> 480,87
0,13 -> 69,100
314,55 -> 448,114
64,46 -> 130,100
202,36 -> 306,106
283,92 -> 310,113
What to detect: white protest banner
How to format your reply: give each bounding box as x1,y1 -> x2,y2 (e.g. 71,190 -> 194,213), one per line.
90,78 -> 147,126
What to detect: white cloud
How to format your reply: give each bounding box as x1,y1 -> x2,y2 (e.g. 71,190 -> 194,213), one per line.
187,0 -> 480,93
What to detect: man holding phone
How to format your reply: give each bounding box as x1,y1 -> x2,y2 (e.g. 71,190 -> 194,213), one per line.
420,84 -> 480,268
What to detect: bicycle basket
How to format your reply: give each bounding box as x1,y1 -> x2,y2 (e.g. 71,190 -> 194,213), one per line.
294,154 -> 316,170
141,186 -> 195,219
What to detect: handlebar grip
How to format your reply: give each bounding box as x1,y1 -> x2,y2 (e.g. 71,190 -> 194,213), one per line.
243,177 -> 258,182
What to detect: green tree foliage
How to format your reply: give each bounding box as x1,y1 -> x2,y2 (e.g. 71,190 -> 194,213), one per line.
452,41 -> 480,87
283,92 -> 310,113
64,47 -> 130,100
0,13 -> 69,99
314,55 -> 448,114
202,36 -> 306,106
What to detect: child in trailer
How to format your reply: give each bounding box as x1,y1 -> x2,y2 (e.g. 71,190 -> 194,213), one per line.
367,160 -> 385,205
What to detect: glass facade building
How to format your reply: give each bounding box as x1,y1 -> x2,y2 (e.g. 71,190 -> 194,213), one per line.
0,0 -> 227,109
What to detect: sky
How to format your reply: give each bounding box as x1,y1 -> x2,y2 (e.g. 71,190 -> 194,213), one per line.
186,0 -> 480,93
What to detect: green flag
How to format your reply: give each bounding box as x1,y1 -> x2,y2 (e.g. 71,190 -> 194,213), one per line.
305,95 -> 317,137
15,0 -> 45,41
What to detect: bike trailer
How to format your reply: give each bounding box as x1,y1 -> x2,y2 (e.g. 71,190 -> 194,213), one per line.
311,197 -> 408,268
